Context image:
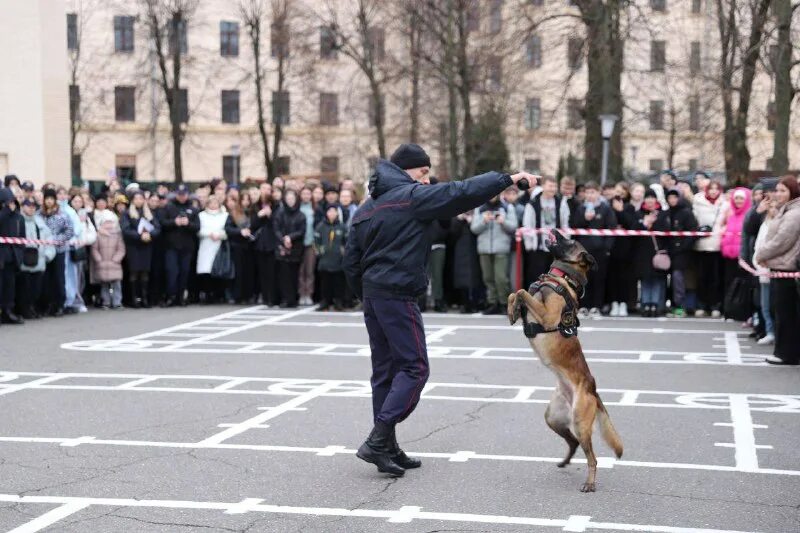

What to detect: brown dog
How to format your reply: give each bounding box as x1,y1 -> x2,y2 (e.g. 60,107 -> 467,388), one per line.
507,230 -> 623,492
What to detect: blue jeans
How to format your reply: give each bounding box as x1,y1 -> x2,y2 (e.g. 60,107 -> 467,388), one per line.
63,251 -> 86,309
641,278 -> 665,308
760,283 -> 774,335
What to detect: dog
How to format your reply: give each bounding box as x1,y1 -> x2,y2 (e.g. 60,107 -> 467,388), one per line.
507,230 -> 623,492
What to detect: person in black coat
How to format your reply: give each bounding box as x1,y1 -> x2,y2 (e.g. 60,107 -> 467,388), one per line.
273,189 -> 306,308
449,211 -> 483,313
0,188 -> 25,324
251,195 -> 279,307
148,194 -> 167,307
120,191 -> 161,308
633,190 -> 671,316
161,186 -> 200,306
607,183 -> 638,316
314,204 -> 347,311
664,189 -> 698,317
224,195 -> 256,304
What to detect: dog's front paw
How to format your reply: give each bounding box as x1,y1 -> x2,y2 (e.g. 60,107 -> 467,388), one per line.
580,482 -> 596,493
507,293 -> 519,325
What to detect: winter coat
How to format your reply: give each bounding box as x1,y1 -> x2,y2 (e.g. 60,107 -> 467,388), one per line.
720,187 -> 752,259
42,207 -> 74,254
121,206 -> 162,272
739,207 -> 764,266
225,212 -> 253,249
521,194 -> 570,252
20,213 -> 56,273
429,218 -> 450,247
665,200 -> 698,270
632,205 -> 670,280
692,192 -> 725,252
755,197 -> 800,271
572,201 -> 617,254
0,188 -> 24,267
343,159 -> 512,300
314,219 -> 346,272
449,215 -> 482,290
90,217 -> 126,283
196,209 -> 228,274
162,199 -> 201,253
273,201 -> 307,263
300,202 -> 315,247
471,201 -> 518,255
250,201 -> 278,253
753,219 -> 773,284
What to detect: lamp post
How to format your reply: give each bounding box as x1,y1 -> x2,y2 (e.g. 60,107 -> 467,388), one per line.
599,114 -> 618,185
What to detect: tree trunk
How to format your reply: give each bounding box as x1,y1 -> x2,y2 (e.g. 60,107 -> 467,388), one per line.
370,82 -> 387,158
771,0 -> 794,174
445,0 -> 459,179
455,3 -> 473,178
667,105 -> 677,169
408,12 -> 421,143
271,51 -> 286,182
250,18 -> 273,181
582,0 -> 623,182
170,13 -> 184,184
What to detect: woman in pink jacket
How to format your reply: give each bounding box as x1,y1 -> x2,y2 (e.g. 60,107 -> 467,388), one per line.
719,187 -> 752,300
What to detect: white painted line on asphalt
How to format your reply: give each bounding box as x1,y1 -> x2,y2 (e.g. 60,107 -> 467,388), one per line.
727,394 -> 762,472
7,501 -> 90,533
714,422 -> 768,429
0,375 -> 65,397
0,493 -> 764,532
724,332 -> 743,365
563,515 -> 593,532
197,381 -> 341,446
118,377 -> 158,389
426,326 -> 458,342
223,498 -> 265,515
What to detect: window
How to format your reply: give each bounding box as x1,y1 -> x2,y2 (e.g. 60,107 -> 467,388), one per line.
567,99 -> 583,129
651,40 -> 666,72
168,17 -> 188,55
466,3 -> 480,32
767,101 -> 776,131
766,158 -> 774,171
688,158 -> 698,171
320,92 -> 339,126
526,35 -> 542,68
115,154 -> 136,182
276,156 -> 291,175
174,88 -> 188,123
651,0 -> 666,12
489,0 -> 503,34
568,38 -> 583,70
649,159 -> 664,172
71,153 -> 82,182
220,21 -> 239,56
650,100 -> 664,130
272,91 -> 290,125
320,25 -> 337,59
689,98 -> 700,131
271,21 -> 290,58
221,90 -> 240,124
487,56 -> 502,89
321,156 -> 339,174
690,42 -> 701,76
530,0 -> 544,6
525,98 -> 541,130
691,0 -> 702,13
524,158 -> 541,173
367,96 -> 385,127
114,15 -> 135,53
223,155 -> 240,182
67,13 -> 78,50
114,86 -> 135,121
367,27 -> 385,61
69,85 -> 80,122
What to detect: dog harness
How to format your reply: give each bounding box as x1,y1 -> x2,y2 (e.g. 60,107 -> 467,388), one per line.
520,264 -> 584,339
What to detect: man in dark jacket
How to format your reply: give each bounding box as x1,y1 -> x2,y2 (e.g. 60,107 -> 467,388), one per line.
0,188 -> 25,324
665,189 -> 698,317
344,143 -> 534,477
161,185 -> 200,306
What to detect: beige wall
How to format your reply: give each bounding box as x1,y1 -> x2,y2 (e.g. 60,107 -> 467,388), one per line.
0,0 -> 70,186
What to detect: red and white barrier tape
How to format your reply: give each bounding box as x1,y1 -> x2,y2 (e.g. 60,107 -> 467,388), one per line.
515,228 -> 714,240
0,236 -> 63,246
737,258 -> 800,279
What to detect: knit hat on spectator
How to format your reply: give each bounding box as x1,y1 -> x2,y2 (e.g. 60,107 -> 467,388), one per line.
666,188 -> 680,198
644,189 -> 658,199
43,188 -> 57,201
21,181 -> 34,192
390,143 -> 431,170
21,198 -> 37,208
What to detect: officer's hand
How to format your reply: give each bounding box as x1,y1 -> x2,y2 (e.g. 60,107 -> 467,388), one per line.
510,172 -> 540,189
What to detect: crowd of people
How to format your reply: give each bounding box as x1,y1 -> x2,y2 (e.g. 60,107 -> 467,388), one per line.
0,168 -> 798,365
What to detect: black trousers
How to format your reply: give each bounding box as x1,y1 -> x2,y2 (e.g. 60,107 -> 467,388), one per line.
364,297 -> 430,425
771,278 -> 800,364
606,255 -> 636,305
278,260 -> 300,307
0,262 -> 17,313
256,252 -> 278,306
581,250 -> 609,310
198,274 -> 227,303
165,248 -> 192,299
525,250 -> 552,288
41,252 -> 66,311
319,270 -> 344,306
149,247 -> 166,305
231,245 -> 255,303
16,271 -> 43,314
696,251 -> 722,311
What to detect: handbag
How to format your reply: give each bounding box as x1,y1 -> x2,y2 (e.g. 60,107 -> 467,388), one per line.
211,240 -> 235,280
70,246 -> 87,262
651,235 -> 671,271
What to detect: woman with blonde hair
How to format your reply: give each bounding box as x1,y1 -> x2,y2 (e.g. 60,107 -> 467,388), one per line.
225,194 -> 256,303
121,190 -> 161,307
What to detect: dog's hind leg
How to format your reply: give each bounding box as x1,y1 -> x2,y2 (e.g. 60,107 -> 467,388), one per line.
544,393 -> 579,467
572,391 -> 599,493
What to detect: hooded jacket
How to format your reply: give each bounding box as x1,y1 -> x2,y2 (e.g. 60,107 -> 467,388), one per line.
162,198 -> 201,252
90,210 -> 126,283
343,159 -> 512,300
720,187 -> 752,259
20,212 -> 56,273
470,199 -> 518,254
273,198 -> 307,263
665,198 -> 699,270
756,197 -> 800,271
0,188 -> 24,267
692,192 -> 725,252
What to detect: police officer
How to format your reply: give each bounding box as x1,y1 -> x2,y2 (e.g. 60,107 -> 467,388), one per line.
344,143 -> 536,477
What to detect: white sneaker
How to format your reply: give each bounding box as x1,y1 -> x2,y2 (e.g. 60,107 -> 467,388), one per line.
589,307 -> 601,317
695,309 -> 707,317
711,309 -> 722,318
610,302 -> 620,317
618,302 -> 628,317
578,307 -> 590,318
757,334 -> 775,345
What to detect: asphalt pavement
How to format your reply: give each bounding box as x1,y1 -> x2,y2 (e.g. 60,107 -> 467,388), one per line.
0,304 -> 798,532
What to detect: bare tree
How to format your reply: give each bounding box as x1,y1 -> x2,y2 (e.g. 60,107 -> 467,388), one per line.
770,0 -> 798,173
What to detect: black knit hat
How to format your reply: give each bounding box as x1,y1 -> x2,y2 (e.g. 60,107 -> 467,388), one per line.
390,143 -> 431,170
43,188 -> 57,200
644,189 -> 658,199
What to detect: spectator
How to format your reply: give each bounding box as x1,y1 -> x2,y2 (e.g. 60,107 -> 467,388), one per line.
162,185 -> 200,307
17,198 -> 55,319
559,176 -> 578,215
693,171 -> 710,194
471,195 -> 517,315
40,189 -> 73,316
68,193 -> 96,312
274,189 -> 306,308
607,181 -> 638,316
196,195 -> 229,304
630,182 -> 645,211
634,190 -> 670,316
719,187 -> 752,310
0,187 -> 24,324
58,187 -> 83,314
251,187 -> 279,307
665,188 -> 698,317
271,187 -> 283,206
298,187 -> 316,306
314,204 -> 347,311
312,186 -> 324,206
522,176 -> 570,285
121,191 -> 161,308
91,207 -> 126,309
224,194 -> 255,304
659,170 -> 678,192
692,180 -> 726,317
427,213 -> 450,313
752,189 -> 775,345
754,176 -> 800,365
148,194 -> 168,307
450,211 -> 483,313
339,189 -> 358,226
573,181 -> 617,316
273,176 -> 285,191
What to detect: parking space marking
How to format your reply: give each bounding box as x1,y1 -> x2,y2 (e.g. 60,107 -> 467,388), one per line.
7,501 -> 90,533
0,494 -> 772,532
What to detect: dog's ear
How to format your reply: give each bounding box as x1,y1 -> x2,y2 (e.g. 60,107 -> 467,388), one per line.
580,251 -> 598,271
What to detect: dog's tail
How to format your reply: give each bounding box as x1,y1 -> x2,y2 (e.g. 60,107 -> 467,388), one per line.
595,396 -> 623,458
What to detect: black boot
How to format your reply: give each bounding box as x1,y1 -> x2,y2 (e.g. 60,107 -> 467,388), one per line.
1,310 -> 24,325
388,427 -> 421,469
356,421 -> 405,477
129,280 -> 141,309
